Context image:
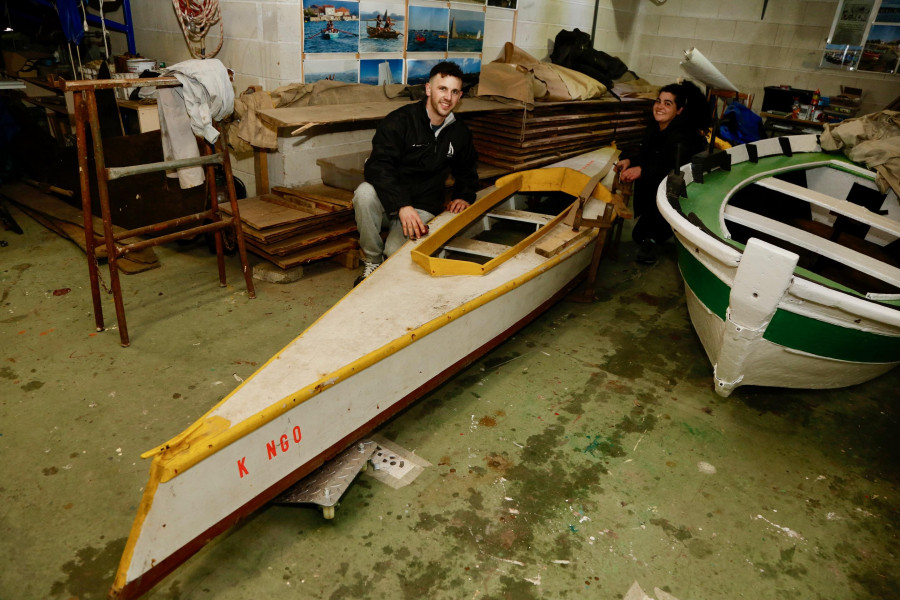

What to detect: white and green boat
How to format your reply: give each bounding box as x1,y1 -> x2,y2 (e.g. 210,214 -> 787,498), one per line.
658,134 -> 900,396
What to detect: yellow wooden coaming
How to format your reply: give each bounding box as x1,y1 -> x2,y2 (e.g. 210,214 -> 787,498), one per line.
411,167 -> 615,277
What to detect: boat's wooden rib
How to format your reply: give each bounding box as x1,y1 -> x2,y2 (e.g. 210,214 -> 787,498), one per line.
443,237 -> 508,258
754,176 -> 900,237
723,205 -> 900,288
487,208 -> 554,227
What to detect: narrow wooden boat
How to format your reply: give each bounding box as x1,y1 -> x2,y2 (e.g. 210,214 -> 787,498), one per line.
659,134 -> 900,396
366,25 -> 400,39
322,30 -> 339,39
109,148 -> 628,599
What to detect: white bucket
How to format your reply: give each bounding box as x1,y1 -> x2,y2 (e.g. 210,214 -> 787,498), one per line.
125,59 -> 156,74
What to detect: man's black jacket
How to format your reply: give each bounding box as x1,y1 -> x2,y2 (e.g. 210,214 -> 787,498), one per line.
364,100 -> 479,216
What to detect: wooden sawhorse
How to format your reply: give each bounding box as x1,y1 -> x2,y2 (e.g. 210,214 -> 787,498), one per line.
59,75 -> 255,346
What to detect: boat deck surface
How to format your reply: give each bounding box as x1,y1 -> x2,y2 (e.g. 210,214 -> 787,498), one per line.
206,148 -> 618,426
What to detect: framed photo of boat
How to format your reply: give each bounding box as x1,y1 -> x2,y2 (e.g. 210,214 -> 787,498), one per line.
359,2 -> 405,53
407,5 -> 450,53
447,8 -> 485,54
303,0 -> 361,54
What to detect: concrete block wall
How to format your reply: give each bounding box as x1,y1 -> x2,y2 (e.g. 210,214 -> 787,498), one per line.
117,1 -> 636,194
627,0 -> 899,116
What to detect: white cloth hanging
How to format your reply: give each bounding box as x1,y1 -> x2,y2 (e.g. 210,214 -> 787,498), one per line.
157,87 -> 205,189
162,58 -> 234,143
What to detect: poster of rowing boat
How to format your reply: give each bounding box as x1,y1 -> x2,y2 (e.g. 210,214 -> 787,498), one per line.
359,2 -> 405,53
303,0 -> 360,54
447,8 -> 484,53
407,5 -> 449,53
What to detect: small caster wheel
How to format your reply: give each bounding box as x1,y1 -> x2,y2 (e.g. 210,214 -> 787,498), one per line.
322,505 -> 335,520
361,461 -> 368,473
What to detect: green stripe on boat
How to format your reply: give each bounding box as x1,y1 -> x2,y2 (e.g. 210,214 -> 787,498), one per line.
676,243 -> 900,364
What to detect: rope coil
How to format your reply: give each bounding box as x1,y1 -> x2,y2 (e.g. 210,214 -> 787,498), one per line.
171,0 -> 223,59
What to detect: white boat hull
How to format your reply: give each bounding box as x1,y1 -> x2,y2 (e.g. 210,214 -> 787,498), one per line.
111,148 -> 622,598
659,135 -> 900,397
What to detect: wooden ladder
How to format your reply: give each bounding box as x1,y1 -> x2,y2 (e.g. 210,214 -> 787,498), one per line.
60,75 -> 256,346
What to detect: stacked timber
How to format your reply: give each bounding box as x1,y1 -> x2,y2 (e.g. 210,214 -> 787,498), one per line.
221,184 -> 358,269
463,98 -> 653,171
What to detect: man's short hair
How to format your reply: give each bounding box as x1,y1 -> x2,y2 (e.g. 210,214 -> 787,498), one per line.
429,61 -> 464,82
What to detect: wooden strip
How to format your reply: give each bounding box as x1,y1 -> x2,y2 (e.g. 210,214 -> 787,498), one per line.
534,225 -> 594,258
443,237 -> 509,258
753,177 -> 900,237
247,238 -> 358,269
724,205 -> 900,287
272,183 -> 354,208
219,195 -> 324,229
487,208 -> 554,226
245,223 -> 357,255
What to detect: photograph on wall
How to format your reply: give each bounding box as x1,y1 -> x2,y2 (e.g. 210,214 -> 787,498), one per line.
359,2 -> 405,53
877,0 -> 900,22
455,0 -> 486,4
856,24 -> 900,72
303,0 -> 360,54
447,8 -> 485,53
487,0 -> 517,9
304,58 -> 359,83
407,5 -> 449,53
447,57 -> 482,78
821,0 -> 874,69
406,58 -> 442,85
360,58 -> 403,85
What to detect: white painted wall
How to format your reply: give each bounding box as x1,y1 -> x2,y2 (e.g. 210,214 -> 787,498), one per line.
111,0 -> 897,194
627,0 -> 898,117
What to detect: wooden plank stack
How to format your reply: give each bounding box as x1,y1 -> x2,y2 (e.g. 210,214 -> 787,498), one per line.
220,184 -> 359,269
463,98 -> 653,171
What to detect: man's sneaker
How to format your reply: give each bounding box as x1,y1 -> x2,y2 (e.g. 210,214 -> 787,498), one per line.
353,261 -> 380,287
636,239 -> 657,265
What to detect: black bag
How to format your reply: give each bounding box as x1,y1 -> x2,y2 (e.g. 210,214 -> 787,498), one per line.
550,28 -> 628,88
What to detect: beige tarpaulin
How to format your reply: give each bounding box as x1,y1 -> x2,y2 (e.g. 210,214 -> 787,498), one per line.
229,80 -> 410,151
820,110 -> 900,197
474,42 -> 607,107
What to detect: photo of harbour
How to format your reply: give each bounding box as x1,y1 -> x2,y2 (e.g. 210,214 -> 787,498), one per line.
447,8 -> 485,53
304,58 -> 359,83
407,5 -> 449,53
359,2 -> 405,53
303,0 -> 360,54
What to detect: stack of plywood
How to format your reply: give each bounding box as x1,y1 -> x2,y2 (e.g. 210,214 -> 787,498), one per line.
221,184 -> 358,269
464,98 -> 653,171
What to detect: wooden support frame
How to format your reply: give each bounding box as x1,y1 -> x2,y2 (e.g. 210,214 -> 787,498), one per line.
60,75 -> 257,346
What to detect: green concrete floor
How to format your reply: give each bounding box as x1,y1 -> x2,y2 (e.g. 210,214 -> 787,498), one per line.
1,202 -> 898,600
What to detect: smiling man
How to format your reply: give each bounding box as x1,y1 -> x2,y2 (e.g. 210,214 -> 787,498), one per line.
351,61 -> 479,285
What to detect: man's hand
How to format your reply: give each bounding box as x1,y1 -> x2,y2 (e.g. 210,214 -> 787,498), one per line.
447,199 -> 470,213
398,206 -> 429,240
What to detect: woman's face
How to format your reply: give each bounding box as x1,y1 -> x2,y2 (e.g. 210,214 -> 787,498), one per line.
653,92 -> 682,128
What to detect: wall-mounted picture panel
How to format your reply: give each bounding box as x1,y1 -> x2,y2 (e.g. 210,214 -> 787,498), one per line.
407,5 -> 449,53
406,58 -> 442,84
360,58 -> 404,84
447,56 -> 481,76
447,8 -> 484,53
304,58 -> 359,83
303,0 -> 361,54
857,23 -> 900,72
487,0 -> 516,8
359,2 -> 405,53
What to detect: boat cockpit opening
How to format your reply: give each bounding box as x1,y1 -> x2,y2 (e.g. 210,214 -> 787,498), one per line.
723,165 -> 900,299
436,191 -> 575,265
